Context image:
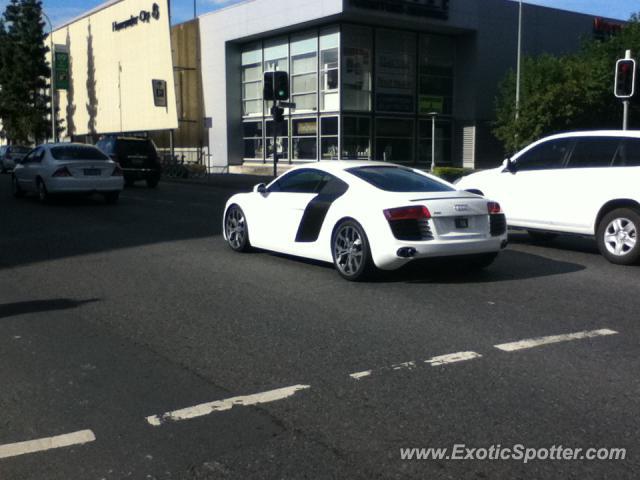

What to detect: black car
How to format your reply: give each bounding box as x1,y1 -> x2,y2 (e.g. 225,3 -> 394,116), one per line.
95,136 -> 161,188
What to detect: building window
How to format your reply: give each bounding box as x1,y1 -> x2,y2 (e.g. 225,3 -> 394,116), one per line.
291,117 -> 317,161
320,27 -> 340,112
264,37 -> 289,113
375,29 -> 416,113
342,26 -> 372,112
342,116 -> 370,160
419,34 -> 454,115
266,119 -> 289,162
290,32 -> 318,113
320,116 -> 339,159
243,121 -> 264,161
418,119 -> 452,167
375,118 -> 414,163
242,43 -> 263,117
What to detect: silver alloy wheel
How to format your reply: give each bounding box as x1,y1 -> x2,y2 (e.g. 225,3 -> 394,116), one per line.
334,224 -> 364,276
603,217 -> 637,257
225,206 -> 246,250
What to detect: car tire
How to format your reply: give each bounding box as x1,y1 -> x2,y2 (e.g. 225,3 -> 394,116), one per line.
146,177 -> 159,188
332,219 -> 377,282
527,230 -> 558,242
224,205 -> 251,252
12,175 -> 24,198
597,208 -> 640,265
36,178 -> 49,203
466,252 -> 498,270
104,191 -> 120,205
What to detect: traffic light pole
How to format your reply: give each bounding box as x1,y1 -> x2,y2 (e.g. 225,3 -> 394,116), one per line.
272,99 -> 278,178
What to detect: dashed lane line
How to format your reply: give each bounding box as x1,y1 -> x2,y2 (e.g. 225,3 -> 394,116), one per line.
0,430 -> 96,460
146,384 -> 311,426
494,328 -> 619,352
425,351 -> 482,366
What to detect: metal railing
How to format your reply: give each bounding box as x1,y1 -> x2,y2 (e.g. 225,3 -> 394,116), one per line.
157,147 -> 228,178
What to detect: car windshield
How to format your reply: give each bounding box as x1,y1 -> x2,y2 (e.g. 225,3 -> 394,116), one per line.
346,166 -> 454,192
50,146 -> 110,161
10,146 -> 30,154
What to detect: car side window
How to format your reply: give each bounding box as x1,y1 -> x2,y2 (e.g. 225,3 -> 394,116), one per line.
516,139 -> 571,171
565,138 -> 619,168
614,139 -> 640,167
32,148 -> 45,163
21,149 -> 35,163
269,169 -> 327,194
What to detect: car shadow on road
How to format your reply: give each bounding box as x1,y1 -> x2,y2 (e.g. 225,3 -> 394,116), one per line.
508,231 -> 600,255
0,298 -> 100,319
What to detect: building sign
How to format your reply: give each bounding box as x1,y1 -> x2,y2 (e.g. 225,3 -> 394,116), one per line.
419,95 -> 444,114
113,3 -> 160,32
349,0 -> 449,20
54,45 -> 69,90
152,79 -> 167,107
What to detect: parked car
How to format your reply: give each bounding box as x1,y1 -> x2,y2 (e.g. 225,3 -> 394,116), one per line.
95,135 -> 161,188
12,143 -> 124,204
223,161 -> 508,281
0,145 -> 31,173
456,130 -> 640,265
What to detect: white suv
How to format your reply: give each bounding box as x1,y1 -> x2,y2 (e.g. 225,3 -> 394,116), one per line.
457,131 -> 640,265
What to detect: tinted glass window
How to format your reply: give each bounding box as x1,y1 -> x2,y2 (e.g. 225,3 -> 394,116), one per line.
517,139 -> 571,171
50,146 -> 109,161
347,166 -> 453,192
566,138 -> 619,168
614,139 -> 640,167
9,146 -> 30,154
269,169 -> 327,193
117,139 -> 157,158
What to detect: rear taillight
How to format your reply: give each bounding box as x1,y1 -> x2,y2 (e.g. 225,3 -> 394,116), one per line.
384,205 -> 431,221
112,164 -> 123,176
52,167 -> 72,177
487,202 -> 502,214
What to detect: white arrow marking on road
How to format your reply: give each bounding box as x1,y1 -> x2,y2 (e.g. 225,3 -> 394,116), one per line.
349,370 -> 372,380
494,328 -> 619,352
0,430 -> 96,460
425,351 -> 482,366
146,384 -> 311,426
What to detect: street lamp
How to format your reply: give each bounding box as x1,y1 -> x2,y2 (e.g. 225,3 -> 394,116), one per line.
515,0 -> 522,120
41,11 -> 56,143
428,112 -> 438,172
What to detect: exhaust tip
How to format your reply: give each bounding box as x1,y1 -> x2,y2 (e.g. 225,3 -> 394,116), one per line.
397,247 -> 417,258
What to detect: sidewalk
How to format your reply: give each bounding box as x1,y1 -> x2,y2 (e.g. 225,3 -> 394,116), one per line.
163,173 -> 272,191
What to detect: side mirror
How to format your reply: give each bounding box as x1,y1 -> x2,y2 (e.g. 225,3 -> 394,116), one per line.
254,183 -> 267,194
502,157 -> 517,173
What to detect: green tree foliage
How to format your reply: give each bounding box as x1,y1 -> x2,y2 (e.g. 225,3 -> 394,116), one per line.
494,14 -> 640,154
0,0 -> 57,144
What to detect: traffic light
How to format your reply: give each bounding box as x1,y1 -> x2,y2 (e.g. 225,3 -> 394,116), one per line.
614,58 -> 636,98
263,71 -> 289,101
270,105 -> 285,123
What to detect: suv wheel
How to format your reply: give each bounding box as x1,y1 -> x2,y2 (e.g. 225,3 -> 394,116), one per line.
597,208 -> 640,265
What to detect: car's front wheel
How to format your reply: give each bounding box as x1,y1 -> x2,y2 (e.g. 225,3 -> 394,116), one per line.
597,208 -> 640,265
224,205 -> 251,252
12,175 -> 24,198
332,219 -> 377,281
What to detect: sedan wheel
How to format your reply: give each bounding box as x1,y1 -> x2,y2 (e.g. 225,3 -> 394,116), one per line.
37,179 -> 49,203
225,205 -> 251,252
12,175 -> 24,198
597,208 -> 640,265
332,220 -> 376,281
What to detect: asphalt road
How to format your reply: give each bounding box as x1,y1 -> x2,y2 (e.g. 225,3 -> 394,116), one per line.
0,175 -> 638,480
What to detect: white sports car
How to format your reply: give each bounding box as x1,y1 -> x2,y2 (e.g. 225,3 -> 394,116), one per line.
223,161 -> 508,281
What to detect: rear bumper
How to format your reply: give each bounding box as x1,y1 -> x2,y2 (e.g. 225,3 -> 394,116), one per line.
122,168 -> 161,181
47,177 -> 124,193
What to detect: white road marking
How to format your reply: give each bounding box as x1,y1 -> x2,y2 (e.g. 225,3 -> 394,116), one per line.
494,328 -> 619,352
425,351 -> 482,366
392,361 -> 416,370
0,430 -> 95,460
349,370 -> 372,380
146,384 -> 311,426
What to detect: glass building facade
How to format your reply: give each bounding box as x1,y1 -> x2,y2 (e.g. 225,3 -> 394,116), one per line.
240,24 -> 454,168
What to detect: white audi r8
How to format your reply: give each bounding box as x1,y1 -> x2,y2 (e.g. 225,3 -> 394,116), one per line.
223,161 -> 508,281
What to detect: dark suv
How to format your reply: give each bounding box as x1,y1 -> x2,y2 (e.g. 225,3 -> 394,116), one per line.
96,136 -> 161,188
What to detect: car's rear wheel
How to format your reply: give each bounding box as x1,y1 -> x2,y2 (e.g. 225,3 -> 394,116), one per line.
597,208 -> 640,265
527,230 -> 558,242
146,177 -> 159,188
104,191 -> 120,205
332,219 -> 377,281
12,175 -> 24,198
36,178 -> 49,203
225,205 -> 251,252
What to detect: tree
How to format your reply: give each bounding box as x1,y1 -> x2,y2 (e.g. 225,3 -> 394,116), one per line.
494,14 -> 640,154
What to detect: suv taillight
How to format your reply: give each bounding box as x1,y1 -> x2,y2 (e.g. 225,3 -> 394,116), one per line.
52,167 -> 72,177
384,205 -> 431,221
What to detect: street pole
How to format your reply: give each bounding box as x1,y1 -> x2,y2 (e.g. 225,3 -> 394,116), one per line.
623,49 -> 631,130
515,0 -> 522,121
42,12 -> 55,143
272,72 -> 278,178
193,0 -> 196,19
428,112 -> 437,173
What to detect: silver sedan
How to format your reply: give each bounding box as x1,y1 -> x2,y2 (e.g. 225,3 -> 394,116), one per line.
12,143 -> 124,204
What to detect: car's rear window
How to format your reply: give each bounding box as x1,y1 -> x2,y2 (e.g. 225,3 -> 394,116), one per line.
117,140 -> 156,157
346,166 -> 454,192
50,146 -> 109,161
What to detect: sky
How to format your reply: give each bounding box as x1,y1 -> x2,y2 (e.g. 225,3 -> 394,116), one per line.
0,0 -> 637,29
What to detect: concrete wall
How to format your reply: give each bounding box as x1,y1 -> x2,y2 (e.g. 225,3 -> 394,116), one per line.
199,0 -> 343,167
51,0 -> 178,140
